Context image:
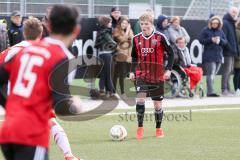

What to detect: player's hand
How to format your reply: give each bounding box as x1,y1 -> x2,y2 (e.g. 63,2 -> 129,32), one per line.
129,72 -> 135,81
164,70 -> 171,80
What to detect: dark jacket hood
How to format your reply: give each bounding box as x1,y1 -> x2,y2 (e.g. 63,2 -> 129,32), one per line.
156,15 -> 168,31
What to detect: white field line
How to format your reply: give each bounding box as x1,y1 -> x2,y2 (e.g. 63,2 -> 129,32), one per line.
106,107 -> 240,116
0,107 -> 239,122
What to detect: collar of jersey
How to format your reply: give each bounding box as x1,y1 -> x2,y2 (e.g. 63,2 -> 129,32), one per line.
44,37 -> 74,60
141,29 -> 155,40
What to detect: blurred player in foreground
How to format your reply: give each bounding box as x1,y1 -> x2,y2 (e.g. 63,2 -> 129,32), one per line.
0,5 -> 83,160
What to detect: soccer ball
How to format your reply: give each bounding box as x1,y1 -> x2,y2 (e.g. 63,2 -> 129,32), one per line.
109,125 -> 127,141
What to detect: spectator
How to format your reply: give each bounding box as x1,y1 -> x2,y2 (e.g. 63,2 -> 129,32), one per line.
112,16 -> 133,99
41,7 -> 52,38
234,19 -> 240,95
176,37 -> 203,93
199,15 -> 227,97
175,37 -> 191,67
168,16 -> 190,44
222,7 -> 239,95
133,8 -> 154,35
0,19 -> 9,52
8,11 -> 23,46
95,16 -> 117,98
156,15 -> 170,40
110,7 -> 121,29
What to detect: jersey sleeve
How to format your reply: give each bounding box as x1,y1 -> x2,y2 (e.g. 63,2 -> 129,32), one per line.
130,38 -> 138,73
161,34 -> 174,71
0,62 -> 10,85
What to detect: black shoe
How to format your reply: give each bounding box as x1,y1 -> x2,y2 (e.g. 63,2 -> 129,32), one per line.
89,89 -> 100,99
207,93 -> 220,97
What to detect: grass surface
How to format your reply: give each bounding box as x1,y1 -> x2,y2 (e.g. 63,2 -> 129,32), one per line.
47,107 -> 240,160
2,105 -> 238,160
0,75 -> 238,160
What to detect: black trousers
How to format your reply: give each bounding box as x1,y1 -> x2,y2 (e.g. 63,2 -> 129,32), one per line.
99,54 -> 113,92
233,68 -> 240,90
113,61 -> 130,94
1,143 -> 48,160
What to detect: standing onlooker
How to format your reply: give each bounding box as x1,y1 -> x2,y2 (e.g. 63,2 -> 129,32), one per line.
234,19 -> 240,95
8,11 -> 23,46
222,7 -> 239,95
95,16 -> 117,98
168,16 -> 190,44
110,7 -> 121,29
0,19 -> 9,52
112,16 -> 133,99
199,15 -> 227,97
156,15 -> 170,40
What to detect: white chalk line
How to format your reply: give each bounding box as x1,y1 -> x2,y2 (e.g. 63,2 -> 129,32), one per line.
106,107 -> 240,116
0,107 -> 239,122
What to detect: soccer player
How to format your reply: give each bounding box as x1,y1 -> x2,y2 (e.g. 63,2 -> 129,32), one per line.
0,5 -> 83,160
129,13 -> 174,140
0,16 -> 80,160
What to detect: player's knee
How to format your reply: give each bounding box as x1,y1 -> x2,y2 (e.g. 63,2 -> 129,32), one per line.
136,98 -> 145,104
154,102 -> 162,110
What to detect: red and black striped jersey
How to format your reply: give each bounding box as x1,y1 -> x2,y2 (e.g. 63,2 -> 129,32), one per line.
131,30 -> 174,83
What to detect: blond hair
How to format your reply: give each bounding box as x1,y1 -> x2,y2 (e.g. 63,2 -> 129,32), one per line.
23,17 -> 43,40
170,16 -> 180,23
139,13 -> 154,24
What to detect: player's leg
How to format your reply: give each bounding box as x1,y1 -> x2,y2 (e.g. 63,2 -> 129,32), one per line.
153,100 -> 164,138
150,82 -> 164,138
135,92 -> 146,140
50,118 -> 79,160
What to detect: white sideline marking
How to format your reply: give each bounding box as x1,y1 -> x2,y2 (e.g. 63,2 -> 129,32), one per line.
106,107 -> 240,116
0,107 -> 239,121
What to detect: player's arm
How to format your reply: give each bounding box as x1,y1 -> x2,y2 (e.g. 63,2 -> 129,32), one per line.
130,39 -> 137,80
161,34 -> 174,71
50,59 -> 83,116
0,63 -> 10,107
0,63 -> 9,85
161,34 -> 174,79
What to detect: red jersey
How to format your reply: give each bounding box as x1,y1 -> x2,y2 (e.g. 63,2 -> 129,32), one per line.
132,30 -> 174,83
0,37 -> 72,147
0,41 -> 57,119
0,41 -> 31,64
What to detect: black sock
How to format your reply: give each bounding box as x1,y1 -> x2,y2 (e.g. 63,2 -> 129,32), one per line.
155,109 -> 163,128
136,104 -> 145,127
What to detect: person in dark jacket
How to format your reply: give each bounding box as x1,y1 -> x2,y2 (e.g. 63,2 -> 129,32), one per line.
110,7 -> 121,29
234,19 -> 240,96
156,15 -> 170,40
95,16 -> 117,98
221,7 -> 239,95
8,11 -> 23,46
199,15 -> 227,97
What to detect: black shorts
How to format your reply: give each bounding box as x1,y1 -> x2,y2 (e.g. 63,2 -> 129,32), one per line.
135,78 -> 164,101
1,143 -> 48,160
